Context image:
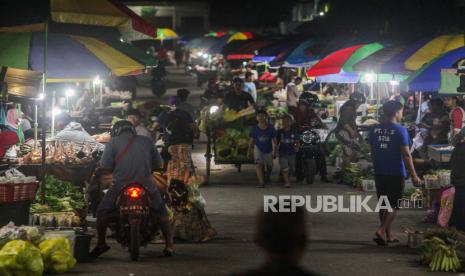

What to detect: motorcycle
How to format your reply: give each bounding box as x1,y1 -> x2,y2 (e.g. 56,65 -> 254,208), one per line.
108,183 -> 159,261
296,124 -> 322,184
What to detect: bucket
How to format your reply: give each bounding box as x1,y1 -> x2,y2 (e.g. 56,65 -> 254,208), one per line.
74,233 -> 94,262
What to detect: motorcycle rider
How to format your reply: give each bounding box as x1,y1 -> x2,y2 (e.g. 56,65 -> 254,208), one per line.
291,93 -> 331,183
334,91 -> 366,179
90,120 -> 174,258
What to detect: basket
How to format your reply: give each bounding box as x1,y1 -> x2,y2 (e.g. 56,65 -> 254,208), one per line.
0,181 -> 39,203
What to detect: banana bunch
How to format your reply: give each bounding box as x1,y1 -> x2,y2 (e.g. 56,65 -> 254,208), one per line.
421,237 -> 462,272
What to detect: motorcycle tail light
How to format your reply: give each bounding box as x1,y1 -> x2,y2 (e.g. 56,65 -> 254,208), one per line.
127,187 -> 142,199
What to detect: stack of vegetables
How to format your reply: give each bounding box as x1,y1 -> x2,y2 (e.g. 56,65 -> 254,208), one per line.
420,228 -> 462,272
343,162 -> 374,188
30,175 -> 86,227
215,127 -> 252,162
0,222 -> 76,275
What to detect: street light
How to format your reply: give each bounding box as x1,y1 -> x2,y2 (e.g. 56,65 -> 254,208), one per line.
389,80 -> 400,86
52,107 -> 62,116
209,105 -> 219,115
364,73 -> 376,83
319,11 -> 325,16
65,88 -> 75,97
94,76 -> 101,85
37,93 -> 45,100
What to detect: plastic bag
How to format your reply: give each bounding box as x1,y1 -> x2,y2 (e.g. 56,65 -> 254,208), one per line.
0,240 -> 44,276
4,168 -> 25,178
437,186 -> 455,227
39,237 -> 76,273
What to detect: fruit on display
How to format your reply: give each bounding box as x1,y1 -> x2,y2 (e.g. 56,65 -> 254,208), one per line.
0,240 -> 44,276
21,142 -> 98,165
223,106 -> 255,122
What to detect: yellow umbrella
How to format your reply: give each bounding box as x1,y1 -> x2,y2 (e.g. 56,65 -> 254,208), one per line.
227,32 -> 254,43
155,28 -> 178,40
405,34 -> 464,71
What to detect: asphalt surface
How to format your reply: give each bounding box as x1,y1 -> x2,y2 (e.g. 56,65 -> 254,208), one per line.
69,67 -> 453,276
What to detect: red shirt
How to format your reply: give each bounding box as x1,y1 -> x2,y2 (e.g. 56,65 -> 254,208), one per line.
451,107 -> 464,130
291,108 -> 319,127
0,131 -> 18,160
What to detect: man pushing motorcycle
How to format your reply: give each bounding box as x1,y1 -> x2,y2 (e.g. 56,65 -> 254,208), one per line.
90,120 -> 174,258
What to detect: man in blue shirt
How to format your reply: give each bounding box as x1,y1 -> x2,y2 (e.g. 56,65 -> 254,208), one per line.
369,101 -> 421,246
248,110 -> 277,188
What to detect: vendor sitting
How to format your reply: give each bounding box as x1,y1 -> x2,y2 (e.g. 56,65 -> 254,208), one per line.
0,126 -> 19,161
52,113 -> 98,145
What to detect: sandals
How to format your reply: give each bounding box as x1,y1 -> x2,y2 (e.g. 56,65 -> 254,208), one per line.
373,233 -> 387,246
163,248 -> 175,257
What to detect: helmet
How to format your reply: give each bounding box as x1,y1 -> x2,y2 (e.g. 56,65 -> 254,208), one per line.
350,91 -> 366,104
111,120 -> 136,137
299,92 -> 319,107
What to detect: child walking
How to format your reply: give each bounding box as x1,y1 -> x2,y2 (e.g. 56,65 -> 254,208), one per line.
248,110 -> 277,188
277,115 -> 299,188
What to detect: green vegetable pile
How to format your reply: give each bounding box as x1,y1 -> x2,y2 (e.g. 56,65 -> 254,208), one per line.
215,126 -> 252,162
32,175 -> 86,213
0,240 -> 44,276
328,145 -> 342,166
265,106 -> 288,119
39,237 -> 76,274
343,163 -> 374,188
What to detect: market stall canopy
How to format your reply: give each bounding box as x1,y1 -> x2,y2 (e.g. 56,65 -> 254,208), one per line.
402,46 -> 465,92
4,68 -> 42,98
282,40 -> 319,68
379,38 -> 431,73
0,32 -> 144,82
307,43 -> 384,77
353,45 -> 408,73
253,39 -> 303,64
186,37 -> 218,50
439,67 -> 465,95
207,35 -> 231,55
405,34 -> 465,71
0,0 -> 156,40
227,32 -> 254,43
225,39 -> 276,60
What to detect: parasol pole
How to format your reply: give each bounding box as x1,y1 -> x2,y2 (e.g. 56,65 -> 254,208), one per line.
40,20 -> 49,203
34,104 -> 38,147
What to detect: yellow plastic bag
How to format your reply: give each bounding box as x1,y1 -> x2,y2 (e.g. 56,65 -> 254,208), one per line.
0,240 -> 44,276
39,237 -> 76,273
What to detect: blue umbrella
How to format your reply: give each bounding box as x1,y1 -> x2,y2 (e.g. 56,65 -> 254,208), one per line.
404,46 -> 465,92
252,40 -> 301,63
282,40 -> 319,67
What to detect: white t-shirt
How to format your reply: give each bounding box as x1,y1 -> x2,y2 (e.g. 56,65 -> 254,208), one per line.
244,82 -> 257,102
286,82 -> 301,107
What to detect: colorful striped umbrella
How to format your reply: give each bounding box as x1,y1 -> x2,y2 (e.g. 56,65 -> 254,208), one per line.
307,43 -> 384,77
0,32 -> 144,82
405,34 -> 465,71
402,46 -> 465,92
0,0 -> 155,40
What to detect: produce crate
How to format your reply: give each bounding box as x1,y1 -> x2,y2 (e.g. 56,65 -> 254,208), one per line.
0,181 -> 39,203
428,144 -> 453,163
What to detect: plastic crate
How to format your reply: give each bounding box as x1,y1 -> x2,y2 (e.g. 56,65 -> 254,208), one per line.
0,181 -> 39,203
362,179 -> 376,192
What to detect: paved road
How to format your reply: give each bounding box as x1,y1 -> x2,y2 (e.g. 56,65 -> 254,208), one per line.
70,68 -> 446,275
